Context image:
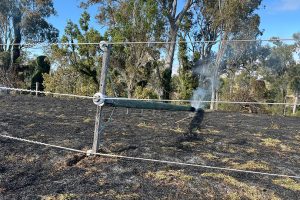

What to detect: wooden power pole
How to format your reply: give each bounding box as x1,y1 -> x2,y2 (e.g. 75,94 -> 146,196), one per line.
92,41 -> 111,154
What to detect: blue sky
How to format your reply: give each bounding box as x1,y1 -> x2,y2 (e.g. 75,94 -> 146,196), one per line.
257,0 -> 300,38
43,0 -> 300,72
48,0 -> 101,35
48,0 -> 300,39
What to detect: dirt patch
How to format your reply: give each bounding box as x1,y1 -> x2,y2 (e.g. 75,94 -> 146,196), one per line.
0,94 -> 300,199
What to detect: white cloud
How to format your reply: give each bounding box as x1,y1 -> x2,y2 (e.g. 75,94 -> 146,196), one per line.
274,0 -> 300,11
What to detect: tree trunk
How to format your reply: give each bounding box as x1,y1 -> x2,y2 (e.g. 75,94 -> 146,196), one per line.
0,38 -> 3,52
11,10 -> 22,73
210,32 -> 228,110
215,89 -> 219,110
293,91 -> 298,115
159,0 -> 193,100
162,27 -> 177,100
282,88 -> 286,115
127,77 -> 134,98
210,78 -> 216,110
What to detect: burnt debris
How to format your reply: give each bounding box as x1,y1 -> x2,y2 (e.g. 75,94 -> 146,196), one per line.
188,108 -> 205,135
177,108 -> 205,143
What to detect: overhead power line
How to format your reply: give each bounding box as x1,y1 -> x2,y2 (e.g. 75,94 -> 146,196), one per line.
1,87 -> 299,106
0,38 -> 298,46
0,87 -> 93,99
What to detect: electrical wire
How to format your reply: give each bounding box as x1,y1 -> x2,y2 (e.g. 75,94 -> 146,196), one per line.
1,134 -> 300,179
0,38 -> 298,46
1,86 -> 299,106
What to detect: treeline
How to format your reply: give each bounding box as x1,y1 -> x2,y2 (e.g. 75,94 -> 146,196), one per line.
0,0 -> 58,87
0,0 -> 299,115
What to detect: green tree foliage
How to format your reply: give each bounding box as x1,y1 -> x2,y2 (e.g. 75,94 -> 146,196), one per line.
174,36 -> 197,100
0,0 -> 58,69
43,65 -> 98,96
83,0 -> 196,99
43,11 -> 103,96
288,65 -> 300,96
262,39 -> 296,108
157,0 -> 194,99
0,0 -> 58,88
82,0 -> 164,98
49,11 -> 102,88
195,0 -> 262,109
30,56 -> 50,90
4,0 -> 297,117
217,36 -> 300,115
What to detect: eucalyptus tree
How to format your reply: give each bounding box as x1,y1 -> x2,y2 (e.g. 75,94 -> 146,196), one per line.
83,0 -> 263,101
188,0 -> 262,109
262,39 -> 297,109
49,11 -> 102,87
107,0 -> 164,98
83,0 -> 195,99
175,36 -> 198,100
290,33 -> 300,106
156,0 -> 195,99
82,0 -> 165,98
0,0 -> 58,74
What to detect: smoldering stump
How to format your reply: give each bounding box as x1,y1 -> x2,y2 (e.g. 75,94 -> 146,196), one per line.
177,108 -> 205,143
188,109 -> 205,135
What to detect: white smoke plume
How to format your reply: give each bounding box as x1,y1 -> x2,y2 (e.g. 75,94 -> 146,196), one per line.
191,59 -> 219,110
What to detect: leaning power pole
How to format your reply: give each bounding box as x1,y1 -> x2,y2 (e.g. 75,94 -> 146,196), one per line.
92,41 -> 111,154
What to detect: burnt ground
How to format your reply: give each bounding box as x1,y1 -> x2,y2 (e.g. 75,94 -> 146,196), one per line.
0,94 -> 299,200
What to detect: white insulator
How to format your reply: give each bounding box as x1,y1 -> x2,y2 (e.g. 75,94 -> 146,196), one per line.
93,92 -> 106,106
99,41 -> 108,51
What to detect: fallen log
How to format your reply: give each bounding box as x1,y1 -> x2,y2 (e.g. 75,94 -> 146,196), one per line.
93,93 -> 197,112
104,98 -> 196,112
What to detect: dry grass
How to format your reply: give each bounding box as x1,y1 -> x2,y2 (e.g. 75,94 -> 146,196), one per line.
181,141 -> 198,148
263,122 -> 280,130
261,138 -> 293,152
221,157 -> 236,163
92,190 -> 140,200
221,159 -> 270,171
261,138 -> 281,147
205,138 -> 215,144
244,147 -> 257,153
254,132 -> 263,137
231,160 -> 270,171
166,127 -> 185,133
56,114 -> 66,119
270,122 -> 280,129
273,178 -> 300,191
114,193 -> 140,200
25,123 -> 36,128
137,122 -> 155,129
200,153 -> 218,160
98,178 -> 107,186
201,173 -> 280,200
279,144 -> 292,152
202,128 -> 221,135
227,146 -> 238,153
145,170 -> 193,187
41,193 -> 77,200
83,117 -> 92,123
